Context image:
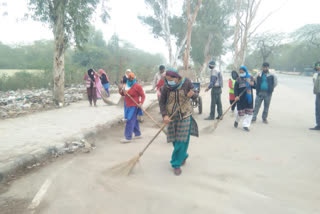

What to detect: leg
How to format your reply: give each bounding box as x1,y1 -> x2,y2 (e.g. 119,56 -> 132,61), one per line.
243,109 -> 253,128
87,88 -> 92,105
236,110 -> 244,122
217,93 -> 223,117
92,87 -> 97,106
105,83 -> 110,96
170,141 -> 190,169
262,94 -> 272,120
210,89 -> 216,118
230,100 -> 236,111
316,95 -> 320,126
124,113 -> 137,140
252,94 -> 263,120
133,115 -> 141,137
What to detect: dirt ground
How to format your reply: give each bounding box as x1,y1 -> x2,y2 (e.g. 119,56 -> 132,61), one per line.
0,75 -> 320,214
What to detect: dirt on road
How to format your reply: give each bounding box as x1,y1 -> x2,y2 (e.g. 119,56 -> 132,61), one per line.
0,80 -> 320,214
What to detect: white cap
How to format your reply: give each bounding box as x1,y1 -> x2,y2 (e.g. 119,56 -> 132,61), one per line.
126,69 -> 132,73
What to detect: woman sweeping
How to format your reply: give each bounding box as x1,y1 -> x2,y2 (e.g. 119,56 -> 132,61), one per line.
84,69 -> 98,107
229,70 -> 239,113
159,68 -> 198,176
234,66 -> 255,132
118,72 -> 145,143
98,69 -> 110,97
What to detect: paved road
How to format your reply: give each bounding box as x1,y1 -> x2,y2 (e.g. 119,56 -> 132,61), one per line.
0,75 -> 319,214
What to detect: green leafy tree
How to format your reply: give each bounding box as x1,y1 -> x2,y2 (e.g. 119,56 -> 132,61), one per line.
27,0 -> 110,105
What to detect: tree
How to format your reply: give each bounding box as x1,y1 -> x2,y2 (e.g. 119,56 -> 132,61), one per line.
251,32 -> 284,63
139,0 -> 202,67
139,0 -> 174,65
190,0 -> 234,75
183,0 -> 202,70
27,0 -> 110,105
292,24 -> 320,48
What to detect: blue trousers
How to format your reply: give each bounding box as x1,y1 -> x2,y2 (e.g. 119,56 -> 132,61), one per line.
102,83 -> 110,96
124,107 -> 142,140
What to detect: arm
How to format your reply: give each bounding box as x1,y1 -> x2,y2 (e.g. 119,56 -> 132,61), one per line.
138,85 -> 146,104
208,75 -> 217,89
273,74 -> 278,88
152,73 -> 159,90
185,79 -> 198,99
234,81 -> 239,97
159,86 -> 168,117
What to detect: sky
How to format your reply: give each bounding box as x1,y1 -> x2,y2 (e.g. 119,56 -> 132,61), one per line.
0,0 -> 319,63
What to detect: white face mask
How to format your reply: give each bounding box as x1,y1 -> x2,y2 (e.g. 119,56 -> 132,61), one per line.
168,80 -> 176,86
240,73 -> 246,77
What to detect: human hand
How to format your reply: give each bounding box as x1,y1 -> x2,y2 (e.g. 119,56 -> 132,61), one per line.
205,88 -> 209,92
163,115 -> 172,124
187,90 -> 194,98
235,96 -> 240,101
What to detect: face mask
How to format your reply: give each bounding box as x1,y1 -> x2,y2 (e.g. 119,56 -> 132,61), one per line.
240,73 -> 246,78
168,80 -> 176,86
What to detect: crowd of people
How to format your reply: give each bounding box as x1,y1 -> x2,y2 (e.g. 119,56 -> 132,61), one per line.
204,61 -> 277,132
83,61 -> 320,175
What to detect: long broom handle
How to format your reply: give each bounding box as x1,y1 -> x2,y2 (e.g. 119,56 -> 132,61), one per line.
139,98 -> 190,156
116,81 -> 167,135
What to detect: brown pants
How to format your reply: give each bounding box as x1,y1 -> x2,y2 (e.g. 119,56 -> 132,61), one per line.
87,87 -> 97,106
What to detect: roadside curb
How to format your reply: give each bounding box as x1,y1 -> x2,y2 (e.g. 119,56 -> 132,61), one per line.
0,98 -> 157,184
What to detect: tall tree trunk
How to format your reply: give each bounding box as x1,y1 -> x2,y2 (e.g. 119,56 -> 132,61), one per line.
183,0 -> 202,70
52,1 -> 66,106
200,33 -> 213,78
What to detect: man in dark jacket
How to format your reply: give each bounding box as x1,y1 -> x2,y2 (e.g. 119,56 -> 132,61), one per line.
252,62 -> 277,123
204,61 -> 223,120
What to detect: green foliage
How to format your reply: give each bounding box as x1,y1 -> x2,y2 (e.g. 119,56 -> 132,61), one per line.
191,0 -> 234,65
0,33 -> 165,91
27,0 -> 110,48
245,40 -> 319,72
292,24 -> 320,47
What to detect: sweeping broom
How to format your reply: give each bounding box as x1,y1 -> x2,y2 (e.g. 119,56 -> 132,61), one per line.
107,98 -> 190,176
115,81 -> 167,135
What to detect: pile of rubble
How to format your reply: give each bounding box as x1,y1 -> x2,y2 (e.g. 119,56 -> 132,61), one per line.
0,85 -> 86,119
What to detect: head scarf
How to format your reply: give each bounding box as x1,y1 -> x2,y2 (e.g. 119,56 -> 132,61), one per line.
231,70 -> 239,80
125,72 -> 136,90
165,68 -> 185,91
98,69 -> 107,76
166,67 -> 181,79
239,66 -> 252,104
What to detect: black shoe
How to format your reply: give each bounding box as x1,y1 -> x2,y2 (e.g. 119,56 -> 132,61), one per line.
243,127 -> 250,132
309,126 -> 320,130
216,116 -> 222,120
251,118 -> 256,122
205,116 -> 214,120
263,119 -> 268,124
234,121 -> 238,128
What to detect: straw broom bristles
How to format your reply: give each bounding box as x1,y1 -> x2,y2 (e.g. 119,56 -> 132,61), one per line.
106,99 -> 190,176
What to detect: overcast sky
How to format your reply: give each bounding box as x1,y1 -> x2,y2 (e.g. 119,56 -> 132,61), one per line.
0,0 -> 319,62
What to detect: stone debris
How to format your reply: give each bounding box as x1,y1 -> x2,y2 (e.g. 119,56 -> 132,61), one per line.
0,84 -> 86,119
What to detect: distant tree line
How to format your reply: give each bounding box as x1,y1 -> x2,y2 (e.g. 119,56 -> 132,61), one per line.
0,29 -> 165,91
